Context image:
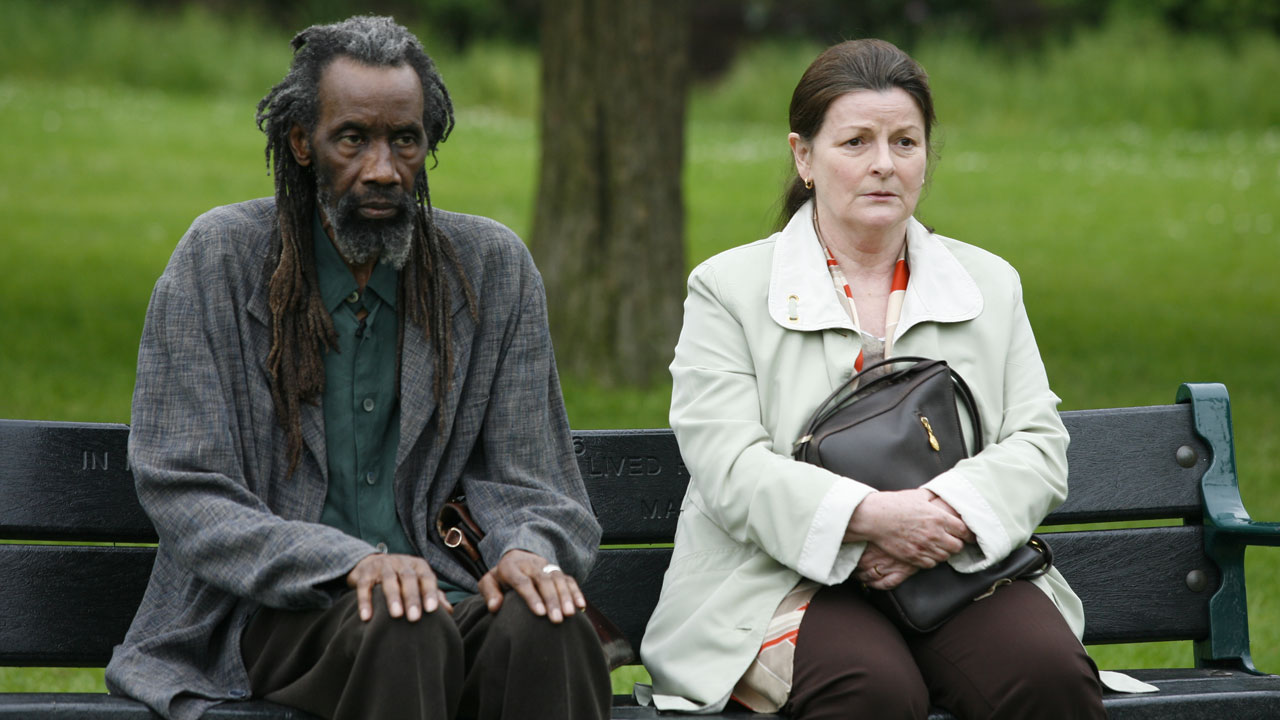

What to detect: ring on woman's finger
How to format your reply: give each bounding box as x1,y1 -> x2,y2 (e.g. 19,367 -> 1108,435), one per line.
872,565 -> 884,578
540,564 -> 562,575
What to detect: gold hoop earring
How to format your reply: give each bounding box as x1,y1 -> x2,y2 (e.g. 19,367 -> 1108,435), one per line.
804,178 -> 814,190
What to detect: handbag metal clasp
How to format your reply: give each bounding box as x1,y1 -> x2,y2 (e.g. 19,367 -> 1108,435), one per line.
919,416 -> 941,452
444,527 -> 465,549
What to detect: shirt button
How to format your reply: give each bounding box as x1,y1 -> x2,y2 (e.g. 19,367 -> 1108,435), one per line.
376,542 -> 388,553
362,398 -> 375,412
346,291 -> 360,304
365,471 -> 376,485
228,689 -> 248,699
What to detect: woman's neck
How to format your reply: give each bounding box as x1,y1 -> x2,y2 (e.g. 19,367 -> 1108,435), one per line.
813,210 -> 906,339
813,212 -> 906,278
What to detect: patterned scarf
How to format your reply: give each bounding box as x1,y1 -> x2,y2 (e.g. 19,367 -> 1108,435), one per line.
822,241 -> 910,371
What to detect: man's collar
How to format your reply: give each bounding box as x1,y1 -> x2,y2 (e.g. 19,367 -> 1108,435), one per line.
312,210 -> 399,311
767,200 -> 983,337
365,255 -> 398,309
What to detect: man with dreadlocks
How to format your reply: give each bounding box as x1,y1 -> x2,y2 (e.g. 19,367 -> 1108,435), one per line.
105,15 -> 609,720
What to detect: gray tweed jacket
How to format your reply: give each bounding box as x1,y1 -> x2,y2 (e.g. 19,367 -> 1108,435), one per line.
104,198 -> 600,720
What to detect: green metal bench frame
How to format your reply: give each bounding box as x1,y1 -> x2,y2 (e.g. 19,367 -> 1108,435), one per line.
1183,383 -> 1280,673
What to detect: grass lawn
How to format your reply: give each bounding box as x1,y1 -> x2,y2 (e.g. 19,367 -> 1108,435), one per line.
2,6 -> 1278,698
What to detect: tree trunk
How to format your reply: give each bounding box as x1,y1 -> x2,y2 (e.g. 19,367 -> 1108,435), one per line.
531,0 -> 690,386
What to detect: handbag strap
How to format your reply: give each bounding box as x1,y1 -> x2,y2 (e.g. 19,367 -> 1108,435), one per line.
795,356 -> 983,457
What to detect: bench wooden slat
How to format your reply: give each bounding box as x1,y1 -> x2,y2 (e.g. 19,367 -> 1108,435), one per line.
0,420 -> 147,543
1051,405 -> 1208,524
0,525 -> 1221,670
608,669 -> 1280,720
582,529 -> 1219,657
0,695 -> 321,719
581,547 -> 670,657
574,429 -> 688,545
1050,525 -> 1216,644
0,406 -> 1209,544
0,545 -> 151,667
579,405 -> 1209,543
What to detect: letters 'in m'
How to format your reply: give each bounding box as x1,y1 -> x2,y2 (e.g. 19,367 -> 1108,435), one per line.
82,451 -> 128,471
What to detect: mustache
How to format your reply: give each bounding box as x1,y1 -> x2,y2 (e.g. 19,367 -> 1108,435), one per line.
341,186 -> 413,214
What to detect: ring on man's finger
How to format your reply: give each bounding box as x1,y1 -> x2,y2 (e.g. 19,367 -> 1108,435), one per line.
541,564 -> 562,575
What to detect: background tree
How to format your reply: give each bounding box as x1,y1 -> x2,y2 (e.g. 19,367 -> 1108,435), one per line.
531,0 -> 690,385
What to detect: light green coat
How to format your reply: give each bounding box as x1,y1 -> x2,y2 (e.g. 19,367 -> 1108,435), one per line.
639,202 -> 1084,712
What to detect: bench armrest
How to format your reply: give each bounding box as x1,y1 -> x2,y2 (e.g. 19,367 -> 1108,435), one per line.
1177,383 -> 1279,672
1177,383 -> 1280,545
1209,517 -> 1280,545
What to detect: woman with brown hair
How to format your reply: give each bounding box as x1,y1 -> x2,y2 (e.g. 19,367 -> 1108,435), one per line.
638,39 -> 1106,718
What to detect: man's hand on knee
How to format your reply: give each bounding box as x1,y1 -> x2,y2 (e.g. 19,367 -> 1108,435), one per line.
346,553 -> 452,622
477,549 -> 587,624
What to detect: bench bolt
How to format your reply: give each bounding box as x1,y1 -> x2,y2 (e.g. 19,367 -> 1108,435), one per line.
1175,445 -> 1198,468
1186,569 -> 1209,592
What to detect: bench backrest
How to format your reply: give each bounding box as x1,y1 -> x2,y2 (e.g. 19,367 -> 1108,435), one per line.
0,387 -> 1237,669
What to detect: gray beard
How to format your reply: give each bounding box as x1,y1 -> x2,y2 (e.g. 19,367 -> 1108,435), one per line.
316,184 -> 415,271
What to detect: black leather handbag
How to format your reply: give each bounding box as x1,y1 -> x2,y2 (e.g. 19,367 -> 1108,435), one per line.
793,356 -> 1052,632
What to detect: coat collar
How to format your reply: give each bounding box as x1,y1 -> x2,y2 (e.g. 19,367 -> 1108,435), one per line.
767,200 -> 984,339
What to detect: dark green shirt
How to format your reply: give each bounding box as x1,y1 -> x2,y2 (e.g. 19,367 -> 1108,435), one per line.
313,216 -> 415,557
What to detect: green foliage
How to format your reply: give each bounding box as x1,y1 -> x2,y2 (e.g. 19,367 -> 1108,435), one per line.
0,0 -> 290,99
2,0 -> 1279,697
429,42 -> 539,122
694,16 -> 1280,132
731,0 -> 1280,44
0,0 -> 539,115
1098,0 -> 1280,34
923,14 -> 1280,131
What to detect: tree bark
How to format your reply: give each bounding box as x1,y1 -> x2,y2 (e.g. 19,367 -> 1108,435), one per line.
532,0 -> 690,386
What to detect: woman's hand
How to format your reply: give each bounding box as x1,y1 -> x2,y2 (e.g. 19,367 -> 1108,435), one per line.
844,488 -> 973,568
928,493 -> 975,543
854,543 -> 917,590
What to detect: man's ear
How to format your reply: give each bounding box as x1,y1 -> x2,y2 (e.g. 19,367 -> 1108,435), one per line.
288,124 -> 312,167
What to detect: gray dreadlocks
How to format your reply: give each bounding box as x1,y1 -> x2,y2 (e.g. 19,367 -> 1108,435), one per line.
255,15 -> 476,478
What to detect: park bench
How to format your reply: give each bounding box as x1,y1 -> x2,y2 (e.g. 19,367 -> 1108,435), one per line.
1,382 -> 1279,719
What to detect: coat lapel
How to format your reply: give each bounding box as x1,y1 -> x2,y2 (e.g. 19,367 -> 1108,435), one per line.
396,318 -> 437,468
767,203 -> 855,332
894,219 -> 984,340
396,282 -> 474,468
300,401 -> 327,480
